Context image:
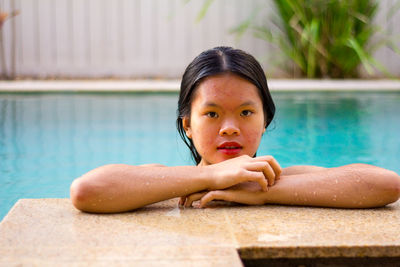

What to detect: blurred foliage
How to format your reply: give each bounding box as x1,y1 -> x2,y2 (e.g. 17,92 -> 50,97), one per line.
196,0 -> 400,78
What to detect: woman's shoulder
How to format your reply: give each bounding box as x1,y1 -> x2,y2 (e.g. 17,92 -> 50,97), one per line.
138,163 -> 167,167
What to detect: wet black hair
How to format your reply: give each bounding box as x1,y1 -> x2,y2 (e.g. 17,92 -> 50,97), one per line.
176,46 -> 275,164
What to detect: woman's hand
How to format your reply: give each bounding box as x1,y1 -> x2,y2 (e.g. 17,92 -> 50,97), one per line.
181,164 -> 400,209
179,182 -> 267,208
204,155 -> 282,192
179,155 -> 281,207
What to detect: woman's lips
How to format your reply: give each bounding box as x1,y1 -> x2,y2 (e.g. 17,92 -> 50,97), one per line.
217,142 -> 242,155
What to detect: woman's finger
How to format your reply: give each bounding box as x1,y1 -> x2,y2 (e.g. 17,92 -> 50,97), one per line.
184,191 -> 208,207
246,171 -> 269,191
245,162 -> 272,190
255,156 -> 282,180
262,163 -> 276,186
199,190 -> 232,208
268,157 -> 282,179
179,196 -> 187,207
199,189 -> 265,208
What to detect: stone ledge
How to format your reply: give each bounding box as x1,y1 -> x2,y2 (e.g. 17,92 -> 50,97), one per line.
0,79 -> 400,92
1,199 -> 399,266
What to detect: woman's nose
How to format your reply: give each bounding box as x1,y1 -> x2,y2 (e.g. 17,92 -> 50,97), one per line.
219,119 -> 240,136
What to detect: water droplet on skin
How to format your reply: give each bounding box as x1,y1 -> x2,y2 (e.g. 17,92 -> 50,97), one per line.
294,192 -> 298,197
313,191 -> 316,196
161,175 -> 165,179
335,179 -> 338,184
356,178 -> 361,183
145,182 -> 150,186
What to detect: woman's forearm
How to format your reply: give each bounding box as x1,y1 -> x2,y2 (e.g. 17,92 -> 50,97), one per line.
263,164 -> 400,208
70,164 -> 210,213
70,155 -> 281,213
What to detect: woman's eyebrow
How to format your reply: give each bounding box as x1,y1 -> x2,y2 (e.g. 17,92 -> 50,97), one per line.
202,101 -> 257,107
203,102 -> 219,107
240,101 -> 257,107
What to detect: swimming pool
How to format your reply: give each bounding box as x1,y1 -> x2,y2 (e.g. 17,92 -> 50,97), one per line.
1,92 -> 399,220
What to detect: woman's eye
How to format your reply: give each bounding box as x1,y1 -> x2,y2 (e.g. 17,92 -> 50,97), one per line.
206,112 -> 218,118
241,110 -> 253,117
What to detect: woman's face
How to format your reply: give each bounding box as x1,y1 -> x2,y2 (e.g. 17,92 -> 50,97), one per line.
183,73 -> 266,166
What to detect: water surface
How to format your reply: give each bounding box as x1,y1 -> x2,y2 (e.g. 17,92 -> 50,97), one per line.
1,92 -> 399,220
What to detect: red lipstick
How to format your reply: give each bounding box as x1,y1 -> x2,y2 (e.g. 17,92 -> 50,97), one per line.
217,142 -> 242,155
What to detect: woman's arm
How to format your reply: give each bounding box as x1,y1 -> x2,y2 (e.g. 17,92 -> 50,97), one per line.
281,165 -> 327,175
70,155 -> 281,213
182,164 -> 400,208
70,164 -> 209,213
264,164 -> 400,208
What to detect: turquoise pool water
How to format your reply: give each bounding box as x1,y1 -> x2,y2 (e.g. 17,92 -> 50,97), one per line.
1,92 -> 399,220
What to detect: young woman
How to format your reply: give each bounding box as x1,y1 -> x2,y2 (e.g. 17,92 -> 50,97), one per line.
70,47 -> 400,213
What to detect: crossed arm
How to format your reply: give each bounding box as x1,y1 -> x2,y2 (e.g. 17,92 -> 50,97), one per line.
70,156 -> 400,213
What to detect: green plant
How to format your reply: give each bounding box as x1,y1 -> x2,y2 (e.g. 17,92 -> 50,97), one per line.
232,0 -> 400,78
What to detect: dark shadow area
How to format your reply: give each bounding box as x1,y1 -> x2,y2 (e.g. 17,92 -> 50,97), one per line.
241,256 -> 400,267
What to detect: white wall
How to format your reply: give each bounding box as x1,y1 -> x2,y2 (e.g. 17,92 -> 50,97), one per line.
0,0 -> 399,79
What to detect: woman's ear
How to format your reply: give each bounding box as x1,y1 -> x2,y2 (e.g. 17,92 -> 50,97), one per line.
182,117 -> 192,139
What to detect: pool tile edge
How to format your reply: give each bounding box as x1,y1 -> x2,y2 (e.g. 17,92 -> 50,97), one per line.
1,79 -> 400,92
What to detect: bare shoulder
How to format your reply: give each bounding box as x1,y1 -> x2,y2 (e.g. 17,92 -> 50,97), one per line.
138,163 -> 166,167
282,165 -> 327,176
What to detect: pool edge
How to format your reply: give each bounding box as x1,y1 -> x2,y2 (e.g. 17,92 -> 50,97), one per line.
1,79 -> 400,92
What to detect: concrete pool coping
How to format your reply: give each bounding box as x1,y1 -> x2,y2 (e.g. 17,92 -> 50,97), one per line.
1,79 -> 400,92
1,198 -> 400,266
